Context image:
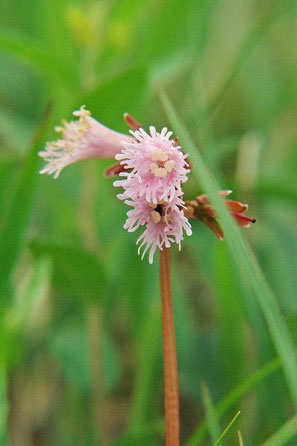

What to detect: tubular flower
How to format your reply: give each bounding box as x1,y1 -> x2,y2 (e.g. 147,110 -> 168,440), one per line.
185,190 -> 256,240
39,106 -> 133,178
124,196 -> 192,264
114,126 -> 190,204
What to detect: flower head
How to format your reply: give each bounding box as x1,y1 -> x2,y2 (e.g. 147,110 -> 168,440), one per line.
39,106 -> 133,178
39,107 -> 255,264
114,126 -> 190,204
124,196 -> 192,264
185,190 -> 256,240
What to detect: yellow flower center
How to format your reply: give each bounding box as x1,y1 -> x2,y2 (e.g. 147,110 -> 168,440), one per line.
150,149 -> 175,178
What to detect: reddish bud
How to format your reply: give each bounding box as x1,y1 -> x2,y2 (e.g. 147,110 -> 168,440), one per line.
185,191 -> 256,239
184,205 -> 196,218
195,194 -> 209,205
173,137 -> 179,147
124,113 -> 142,130
231,212 -> 256,227
225,200 -> 248,213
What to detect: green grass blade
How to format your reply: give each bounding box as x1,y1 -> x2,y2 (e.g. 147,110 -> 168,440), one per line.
214,411 -> 240,446
187,356 -> 280,446
213,244 -> 243,389
260,414 -> 297,446
237,430 -> 244,446
158,87 -> 297,413
202,382 -> 221,444
217,358 -> 279,418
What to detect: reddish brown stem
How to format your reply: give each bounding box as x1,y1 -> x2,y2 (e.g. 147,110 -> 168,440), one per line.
160,248 -> 180,446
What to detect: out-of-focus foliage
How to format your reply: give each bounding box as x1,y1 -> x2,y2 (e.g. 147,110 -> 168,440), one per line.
0,0 -> 297,445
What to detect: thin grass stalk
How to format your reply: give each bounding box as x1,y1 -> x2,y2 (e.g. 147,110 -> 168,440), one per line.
0,364 -> 7,445
160,247 -> 180,446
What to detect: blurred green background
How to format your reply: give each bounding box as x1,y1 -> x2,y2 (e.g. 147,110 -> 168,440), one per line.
1,0 -> 297,445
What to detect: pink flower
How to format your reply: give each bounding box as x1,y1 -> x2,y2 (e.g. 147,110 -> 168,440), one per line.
39,106 -> 133,178
114,126 -> 190,204
124,196 -> 192,264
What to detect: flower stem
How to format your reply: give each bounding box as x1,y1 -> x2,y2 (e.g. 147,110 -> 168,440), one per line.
160,247 -> 180,446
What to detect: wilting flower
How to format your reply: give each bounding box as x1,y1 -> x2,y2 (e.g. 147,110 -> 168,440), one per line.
39,106 -> 133,178
123,196 -> 192,264
114,126 -> 190,204
185,190 -> 256,240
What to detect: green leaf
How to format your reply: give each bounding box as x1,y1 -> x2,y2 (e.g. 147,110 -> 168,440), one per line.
29,241 -> 105,301
12,256 -> 52,331
51,320 -> 120,396
0,103 -> 52,301
0,27 -> 75,87
260,413 -> 297,446
0,256 -> 51,368
50,326 -> 91,393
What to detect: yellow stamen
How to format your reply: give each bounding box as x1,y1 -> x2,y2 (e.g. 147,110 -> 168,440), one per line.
158,151 -> 169,162
151,210 -> 161,223
150,162 -> 158,173
73,105 -> 91,117
164,160 -> 175,172
155,168 -> 167,178
151,149 -> 168,162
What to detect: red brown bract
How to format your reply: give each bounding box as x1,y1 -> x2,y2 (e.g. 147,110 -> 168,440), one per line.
185,190 -> 256,240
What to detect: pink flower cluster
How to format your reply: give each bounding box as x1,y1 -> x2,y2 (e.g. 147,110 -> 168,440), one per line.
39,107 -> 256,263
124,196 -> 192,264
38,108 -> 192,263
114,126 -> 189,203
114,126 -> 192,263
